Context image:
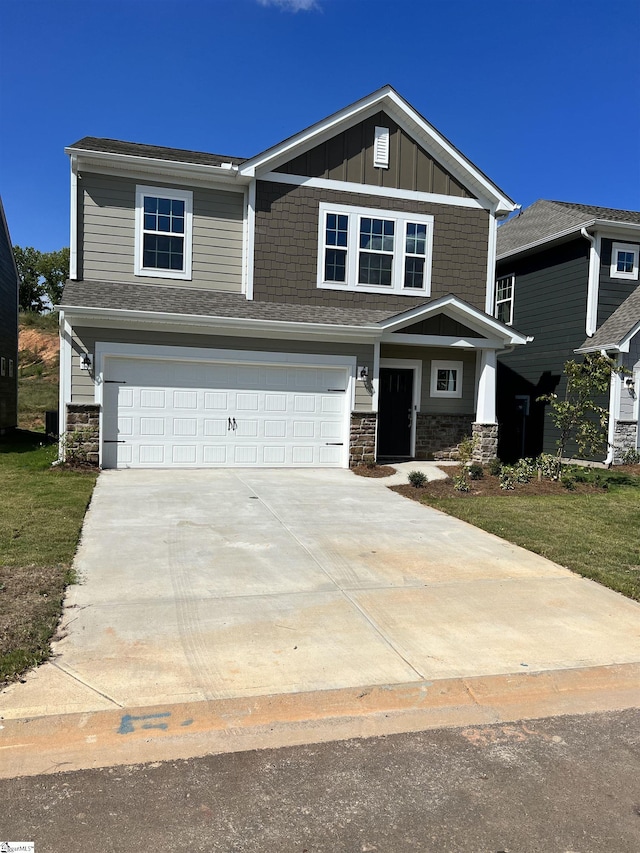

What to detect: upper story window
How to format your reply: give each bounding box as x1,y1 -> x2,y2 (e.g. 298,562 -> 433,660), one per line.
318,202 -> 434,296
610,242 -> 639,280
494,274 -> 514,325
135,185 -> 193,280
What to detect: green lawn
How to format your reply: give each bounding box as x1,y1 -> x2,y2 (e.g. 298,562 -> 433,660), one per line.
0,431 -> 98,682
421,488 -> 640,601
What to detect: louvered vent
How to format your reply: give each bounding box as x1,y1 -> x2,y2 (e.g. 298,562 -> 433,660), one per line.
373,126 -> 390,168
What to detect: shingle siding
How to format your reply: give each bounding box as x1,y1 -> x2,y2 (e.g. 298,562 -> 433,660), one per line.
254,181 -> 489,311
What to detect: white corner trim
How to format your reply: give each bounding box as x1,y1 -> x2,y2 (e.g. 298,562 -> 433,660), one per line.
261,170 -> 487,210
605,362 -> 619,465
69,156 -> 78,280
245,179 -> 256,300
485,208 -> 498,314
583,228 -> 601,337
372,340 -> 380,413
58,312 -> 72,459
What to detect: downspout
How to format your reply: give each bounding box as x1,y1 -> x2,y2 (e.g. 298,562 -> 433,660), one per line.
582,227 -> 600,337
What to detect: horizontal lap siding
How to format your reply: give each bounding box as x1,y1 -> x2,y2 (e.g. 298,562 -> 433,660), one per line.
80,172 -> 244,291
70,327 -> 374,412
598,238 -> 640,327
380,343 -> 476,415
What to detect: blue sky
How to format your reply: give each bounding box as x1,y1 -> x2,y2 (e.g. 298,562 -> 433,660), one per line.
1,0 -> 639,252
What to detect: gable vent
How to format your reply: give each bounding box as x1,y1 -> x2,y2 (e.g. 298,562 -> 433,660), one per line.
373,126 -> 390,169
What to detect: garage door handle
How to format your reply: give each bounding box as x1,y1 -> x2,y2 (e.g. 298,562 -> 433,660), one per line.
104,440 -> 126,444
325,442 -> 343,446
228,417 -> 237,431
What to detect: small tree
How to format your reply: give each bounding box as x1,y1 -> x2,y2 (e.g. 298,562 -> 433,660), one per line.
538,353 -> 621,472
14,245 -> 70,312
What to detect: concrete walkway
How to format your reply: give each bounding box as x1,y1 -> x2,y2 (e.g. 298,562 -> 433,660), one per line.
2,468 -> 639,776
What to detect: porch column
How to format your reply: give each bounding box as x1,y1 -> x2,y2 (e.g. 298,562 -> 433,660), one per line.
475,349 -> 497,424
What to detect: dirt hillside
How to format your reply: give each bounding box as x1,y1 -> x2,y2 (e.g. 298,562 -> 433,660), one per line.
18,326 -> 60,366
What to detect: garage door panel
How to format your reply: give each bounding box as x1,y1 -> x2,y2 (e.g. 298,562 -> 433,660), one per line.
103,356 -> 348,469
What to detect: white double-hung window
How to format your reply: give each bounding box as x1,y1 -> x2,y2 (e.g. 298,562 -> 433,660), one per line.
135,185 -> 193,280
318,202 -> 434,295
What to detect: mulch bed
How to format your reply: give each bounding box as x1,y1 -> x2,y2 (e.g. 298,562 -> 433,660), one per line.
352,464 -> 397,478
390,464 -> 638,500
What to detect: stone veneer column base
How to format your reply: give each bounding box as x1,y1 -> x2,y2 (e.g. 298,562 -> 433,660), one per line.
65,403 -> 101,467
613,420 -> 638,465
472,422 -> 499,464
415,413 -> 474,460
349,412 -> 377,467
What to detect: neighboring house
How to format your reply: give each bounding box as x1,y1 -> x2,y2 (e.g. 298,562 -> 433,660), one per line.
58,86 -> 528,470
0,197 -> 19,434
495,200 -> 640,463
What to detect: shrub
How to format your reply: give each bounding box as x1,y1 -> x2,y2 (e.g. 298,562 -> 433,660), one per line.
499,466 -> 516,490
562,475 -> 577,491
453,473 -> 470,492
622,448 -> 640,465
513,457 -> 536,483
468,463 -> 484,480
408,470 -> 427,488
536,453 -> 561,480
487,457 -> 502,476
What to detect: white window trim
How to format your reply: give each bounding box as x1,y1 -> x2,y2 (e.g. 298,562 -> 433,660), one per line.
317,202 -> 433,296
134,185 -> 193,280
430,359 -> 463,399
494,273 -> 515,325
610,242 -> 639,280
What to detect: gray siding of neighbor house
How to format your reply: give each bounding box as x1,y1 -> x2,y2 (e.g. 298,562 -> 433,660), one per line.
69,326 -> 375,411
78,172 -> 244,291
275,111 -> 476,198
598,238 -> 640,327
0,203 -> 19,430
254,181 -> 489,312
496,238 -> 591,457
380,343 -> 477,415
619,333 -> 640,421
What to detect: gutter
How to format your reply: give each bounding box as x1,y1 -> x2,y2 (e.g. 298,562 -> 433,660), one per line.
65,147 -> 244,183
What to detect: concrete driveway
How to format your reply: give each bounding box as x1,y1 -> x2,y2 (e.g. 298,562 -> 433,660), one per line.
4,468 -> 640,724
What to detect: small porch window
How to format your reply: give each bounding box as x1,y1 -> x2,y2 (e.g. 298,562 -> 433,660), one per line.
430,360 -> 463,398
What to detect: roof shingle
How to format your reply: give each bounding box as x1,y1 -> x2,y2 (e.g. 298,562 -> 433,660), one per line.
577,284 -> 640,351
67,136 -> 247,168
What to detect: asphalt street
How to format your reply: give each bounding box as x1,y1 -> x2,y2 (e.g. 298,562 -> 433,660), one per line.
2,708 -> 639,853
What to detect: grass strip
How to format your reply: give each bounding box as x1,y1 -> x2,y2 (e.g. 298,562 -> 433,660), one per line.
421,488 -> 640,601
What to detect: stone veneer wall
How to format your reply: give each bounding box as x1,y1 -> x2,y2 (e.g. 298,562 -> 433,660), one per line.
350,412 -> 377,467
613,420 -> 638,464
65,403 -> 100,466
415,413 -> 474,460
471,423 -> 499,464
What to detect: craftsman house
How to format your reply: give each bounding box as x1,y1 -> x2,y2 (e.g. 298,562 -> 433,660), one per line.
0,197 -> 19,434
58,86 -> 528,469
495,200 -> 640,463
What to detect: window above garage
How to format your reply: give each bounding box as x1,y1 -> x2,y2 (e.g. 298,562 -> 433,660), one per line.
135,185 -> 193,280
317,202 -> 434,296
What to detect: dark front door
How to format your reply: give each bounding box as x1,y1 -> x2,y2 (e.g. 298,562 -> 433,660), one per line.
377,368 -> 413,457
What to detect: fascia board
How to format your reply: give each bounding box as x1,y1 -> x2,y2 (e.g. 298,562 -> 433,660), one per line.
575,342 -> 621,354
381,332 -> 505,349
591,220 -> 640,239
58,304 -> 381,342
65,147 -> 246,184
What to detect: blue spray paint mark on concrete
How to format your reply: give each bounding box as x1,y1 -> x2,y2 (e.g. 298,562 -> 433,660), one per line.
180,719 -> 194,727
118,712 -> 171,735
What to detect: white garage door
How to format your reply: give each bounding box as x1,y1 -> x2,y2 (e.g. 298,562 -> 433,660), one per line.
101,356 -> 349,468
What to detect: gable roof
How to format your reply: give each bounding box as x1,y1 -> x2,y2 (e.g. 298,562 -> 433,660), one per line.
497,200 -> 640,259
67,87 -> 515,211
239,86 -> 515,211
577,283 -> 640,353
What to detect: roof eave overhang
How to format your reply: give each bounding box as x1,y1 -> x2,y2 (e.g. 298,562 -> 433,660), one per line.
498,218 -> 640,262
65,147 -> 248,185
57,304 -> 382,342
239,86 -> 515,213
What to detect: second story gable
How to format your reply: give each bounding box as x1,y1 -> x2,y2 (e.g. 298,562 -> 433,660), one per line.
67,87 -> 516,315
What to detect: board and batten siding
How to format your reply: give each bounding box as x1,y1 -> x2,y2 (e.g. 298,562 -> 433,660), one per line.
380,343 -> 477,415
275,110 -> 475,198
69,326 -> 374,412
78,172 -> 244,291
